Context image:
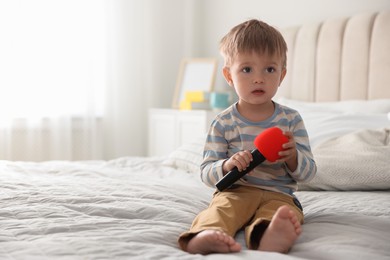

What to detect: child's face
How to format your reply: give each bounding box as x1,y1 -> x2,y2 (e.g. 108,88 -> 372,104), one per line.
223,51 -> 286,107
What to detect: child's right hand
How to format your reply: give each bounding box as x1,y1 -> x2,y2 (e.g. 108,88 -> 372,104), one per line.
222,150 -> 253,175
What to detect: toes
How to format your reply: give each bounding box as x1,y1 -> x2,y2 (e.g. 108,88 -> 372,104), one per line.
213,231 -> 241,251
290,211 -> 297,220
223,233 -> 239,247
186,230 -> 241,254
230,242 -> 242,252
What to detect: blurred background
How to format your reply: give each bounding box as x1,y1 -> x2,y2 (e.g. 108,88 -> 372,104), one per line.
0,0 -> 389,161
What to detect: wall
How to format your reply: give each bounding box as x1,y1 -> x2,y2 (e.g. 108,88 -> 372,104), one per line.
193,0 -> 390,93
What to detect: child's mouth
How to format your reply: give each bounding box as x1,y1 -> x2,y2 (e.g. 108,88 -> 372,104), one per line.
252,89 -> 265,95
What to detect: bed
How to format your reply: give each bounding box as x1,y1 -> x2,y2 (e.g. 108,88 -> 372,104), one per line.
1,10 -> 390,260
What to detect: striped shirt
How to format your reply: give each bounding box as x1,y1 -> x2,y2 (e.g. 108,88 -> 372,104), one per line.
201,101 -> 317,195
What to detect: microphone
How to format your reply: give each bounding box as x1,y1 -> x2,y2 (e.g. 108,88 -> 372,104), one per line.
215,127 -> 289,191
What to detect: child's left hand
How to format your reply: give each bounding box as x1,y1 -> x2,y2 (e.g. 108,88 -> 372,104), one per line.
276,131 -> 298,172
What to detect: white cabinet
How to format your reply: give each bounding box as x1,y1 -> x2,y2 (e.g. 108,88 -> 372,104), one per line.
148,109 -> 217,156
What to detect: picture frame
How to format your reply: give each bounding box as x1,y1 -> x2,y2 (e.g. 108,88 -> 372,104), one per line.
172,58 -> 218,109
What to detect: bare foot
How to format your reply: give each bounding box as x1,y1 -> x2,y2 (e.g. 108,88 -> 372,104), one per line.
186,230 -> 241,255
258,205 -> 301,253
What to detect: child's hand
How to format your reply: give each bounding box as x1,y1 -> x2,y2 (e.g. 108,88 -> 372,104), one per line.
277,131 -> 298,172
222,150 -> 253,175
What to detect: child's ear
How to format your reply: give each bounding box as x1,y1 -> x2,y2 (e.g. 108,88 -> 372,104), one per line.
279,68 -> 287,86
222,67 -> 233,86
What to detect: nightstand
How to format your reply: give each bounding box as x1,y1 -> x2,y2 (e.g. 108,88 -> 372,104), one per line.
148,109 -> 217,156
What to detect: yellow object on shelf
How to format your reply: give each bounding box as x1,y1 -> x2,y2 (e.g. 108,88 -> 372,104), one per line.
179,100 -> 191,110
179,91 -> 211,110
179,100 -> 210,110
184,91 -> 210,103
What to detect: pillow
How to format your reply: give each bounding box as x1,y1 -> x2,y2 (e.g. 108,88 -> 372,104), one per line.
162,137 -> 205,173
299,127 -> 390,191
277,97 -> 390,113
301,112 -> 390,148
276,98 -> 390,147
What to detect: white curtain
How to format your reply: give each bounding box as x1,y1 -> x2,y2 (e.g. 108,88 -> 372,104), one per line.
0,0 -> 196,161
0,0 -> 106,161
103,0 -> 198,159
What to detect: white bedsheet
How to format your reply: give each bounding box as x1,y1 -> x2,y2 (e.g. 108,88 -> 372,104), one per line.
0,157 -> 389,260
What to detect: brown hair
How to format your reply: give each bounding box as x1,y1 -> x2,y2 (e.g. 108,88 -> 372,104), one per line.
219,19 -> 287,67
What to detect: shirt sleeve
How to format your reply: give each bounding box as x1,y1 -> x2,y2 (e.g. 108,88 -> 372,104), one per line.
200,118 -> 228,188
286,113 -> 317,182
286,148 -> 317,182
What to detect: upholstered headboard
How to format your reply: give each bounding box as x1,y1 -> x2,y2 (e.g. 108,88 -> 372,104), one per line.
277,10 -> 390,101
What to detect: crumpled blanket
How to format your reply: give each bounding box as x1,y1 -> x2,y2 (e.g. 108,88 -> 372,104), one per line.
299,127 -> 390,191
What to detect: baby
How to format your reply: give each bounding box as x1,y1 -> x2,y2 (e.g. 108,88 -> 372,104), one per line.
178,19 -> 317,255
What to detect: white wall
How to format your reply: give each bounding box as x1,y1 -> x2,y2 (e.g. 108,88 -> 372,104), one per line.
193,0 -> 390,93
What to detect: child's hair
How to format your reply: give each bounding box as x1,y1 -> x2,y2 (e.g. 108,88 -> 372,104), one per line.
219,19 -> 287,68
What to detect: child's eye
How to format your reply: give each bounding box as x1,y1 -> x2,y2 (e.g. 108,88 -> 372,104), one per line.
242,67 -> 251,73
266,67 -> 276,73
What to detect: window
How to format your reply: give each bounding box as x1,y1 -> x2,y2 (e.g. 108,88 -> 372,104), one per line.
0,0 -> 106,120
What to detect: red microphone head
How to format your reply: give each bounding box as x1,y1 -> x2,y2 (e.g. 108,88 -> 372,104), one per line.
254,127 -> 289,162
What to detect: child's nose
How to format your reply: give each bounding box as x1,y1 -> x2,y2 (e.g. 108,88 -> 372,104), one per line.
253,74 -> 264,84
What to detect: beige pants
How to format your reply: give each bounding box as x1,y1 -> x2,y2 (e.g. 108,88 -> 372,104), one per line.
178,185 -> 304,250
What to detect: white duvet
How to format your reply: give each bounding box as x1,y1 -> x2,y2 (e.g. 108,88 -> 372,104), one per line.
0,157 -> 389,260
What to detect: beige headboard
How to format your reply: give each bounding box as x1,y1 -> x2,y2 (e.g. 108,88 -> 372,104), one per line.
277,10 -> 390,101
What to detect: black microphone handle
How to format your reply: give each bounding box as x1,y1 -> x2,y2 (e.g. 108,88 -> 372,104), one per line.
215,149 -> 266,191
